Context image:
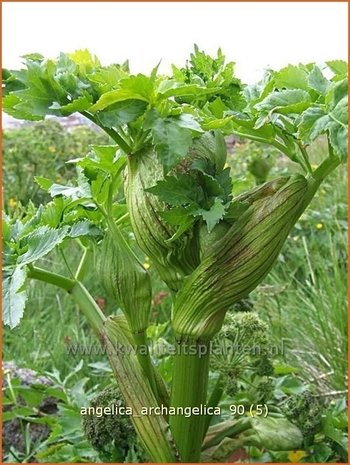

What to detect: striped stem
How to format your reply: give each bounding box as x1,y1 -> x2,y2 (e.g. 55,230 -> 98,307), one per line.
170,339 -> 211,462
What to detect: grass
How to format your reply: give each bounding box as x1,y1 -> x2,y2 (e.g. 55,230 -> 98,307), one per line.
255,229 -> 347,392
3,242 -> 111,381
248,140 -> 348,393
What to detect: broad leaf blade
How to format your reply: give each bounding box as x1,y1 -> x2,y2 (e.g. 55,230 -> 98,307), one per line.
18,226 -> 70,266
146,174 -> 203,206
145,111 -> 193,172
194,198 -> 226,233
3,267 -> 28,328
255,89 -> 311,114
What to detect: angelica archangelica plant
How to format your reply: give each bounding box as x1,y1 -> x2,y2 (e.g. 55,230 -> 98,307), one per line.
3,47 -> 347,462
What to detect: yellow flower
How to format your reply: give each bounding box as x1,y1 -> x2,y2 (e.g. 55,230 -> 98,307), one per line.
288,450 -> 307,462
224,162 -> 229,169
48,146 -> 56,153
316,223 -> 324,230
143,262 -> 150,270
8,198 -> 17,208
311,164 -> 318,170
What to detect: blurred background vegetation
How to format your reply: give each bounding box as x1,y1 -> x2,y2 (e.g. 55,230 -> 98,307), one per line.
3,120 -> 109,207
2,121 -> 347,463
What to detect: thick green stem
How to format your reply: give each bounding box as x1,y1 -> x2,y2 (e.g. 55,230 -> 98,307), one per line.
70,282 -> 106,335
170,338 -> 211,462
312,155 -> 342,184
82,111 -> 132,153
303,155 -> 342,210
27,266 -> 75,291
27,266 -> 106,335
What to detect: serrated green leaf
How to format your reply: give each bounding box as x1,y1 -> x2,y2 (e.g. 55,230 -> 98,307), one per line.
90,173 -> 110,203
207,97 -> 228,118
161,210 -> 196,243
194,198 -> 226,232
3,94 -> 42,121
145,110 -> 193,172
201,173 -> 224,197
18,226 -> 70,266
91,144 -> 118,164
273,65 -> 309,90
68,49 -> 101,71
3,267 -> 28,329
146,174 -> 203,206
328,124 -> 348,160
16,206 -> 45,240
326,60 -> 348,76
330,97 -> 348,126
49,95 -> 93,115
297,107 -> 330,142
191,157 -> 215,176
68,220 -> 101,238
87,64 -> 128,93
255,89 -> 311,114
97,99 -> 148,127
2,69 -> 27,95
49,168 -> 92,200
159,205 -> 197,225
49,184 -> 89,200
326,78 -> 348,109
176,113 -> 204,134
35,177 -> 54,191
5,59 -> 67,119
40,198 -> 65,228
215,167 -> 233,200
308,66 -> 330,95
157,80 -> 220,99
90,74 -> 154,111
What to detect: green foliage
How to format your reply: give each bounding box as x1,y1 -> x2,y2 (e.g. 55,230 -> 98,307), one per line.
3,47 -> 348,173
203,416 -> 303,461
145,151 -> 232,234
2,359 -> 107,463
3,120 -> 109,207
2,195 -> 103,328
